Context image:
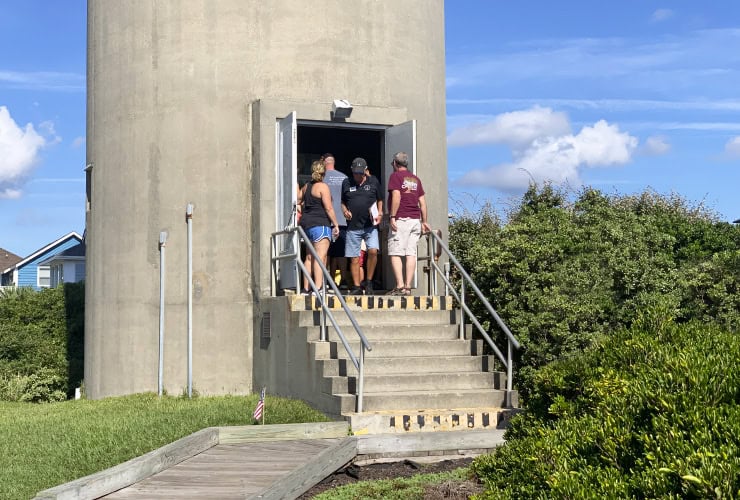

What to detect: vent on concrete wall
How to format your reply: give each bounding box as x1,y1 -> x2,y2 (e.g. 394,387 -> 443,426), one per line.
261,312 -> 271,338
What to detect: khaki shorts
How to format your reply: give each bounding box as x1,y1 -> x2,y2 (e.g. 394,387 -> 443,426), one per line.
387,218 -> 421,256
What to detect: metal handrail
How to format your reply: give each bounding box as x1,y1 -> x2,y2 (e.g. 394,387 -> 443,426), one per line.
270,225 -> 372,413
422,230 -> 521,405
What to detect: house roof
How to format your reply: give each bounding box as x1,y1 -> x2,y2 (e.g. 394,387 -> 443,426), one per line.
0,248 -> 22,273
39,241 -> 86,265
2,231 -> 83,274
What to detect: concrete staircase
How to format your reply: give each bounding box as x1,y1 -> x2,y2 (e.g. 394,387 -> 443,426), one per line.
288,294 -> 518,434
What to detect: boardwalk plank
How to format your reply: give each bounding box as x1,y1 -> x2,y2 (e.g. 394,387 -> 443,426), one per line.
105,438 -> 344,499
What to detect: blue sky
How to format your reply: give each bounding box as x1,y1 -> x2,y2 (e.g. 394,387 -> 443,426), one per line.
446,1 -> 740,219
1,2 -> 738,257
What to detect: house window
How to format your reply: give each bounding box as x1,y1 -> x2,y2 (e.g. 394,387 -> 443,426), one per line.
75,262 -> 86,282
50,264 -> 64,288
38,265 -> 51,288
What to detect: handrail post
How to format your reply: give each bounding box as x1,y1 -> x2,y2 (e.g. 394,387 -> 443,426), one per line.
294,230 -> 301,295
320,288 -> 326,341
270,234 -> 276,295
427,234 -> 433,295
358,346 -> 365,413
444,262 -> 450,296
459,279 -> 466,340
506,339 -> 513,406
321,279 -> 327,341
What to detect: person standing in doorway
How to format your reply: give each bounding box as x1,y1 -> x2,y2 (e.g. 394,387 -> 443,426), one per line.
386,151 -> 430,296
342,157 -> 383,295
321,153 -> 349,289
299,160 -> 340,295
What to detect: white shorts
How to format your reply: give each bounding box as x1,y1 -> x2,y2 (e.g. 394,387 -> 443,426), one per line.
387,218 -> 421,256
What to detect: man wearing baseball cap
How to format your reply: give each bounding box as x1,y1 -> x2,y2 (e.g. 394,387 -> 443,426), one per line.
341,157 -> 383,295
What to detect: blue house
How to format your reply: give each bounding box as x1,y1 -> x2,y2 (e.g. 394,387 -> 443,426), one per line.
1,232 -> 83,290
39,241 -> 86,288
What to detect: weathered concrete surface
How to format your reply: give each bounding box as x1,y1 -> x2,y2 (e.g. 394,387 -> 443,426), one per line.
85,1 -> 447,398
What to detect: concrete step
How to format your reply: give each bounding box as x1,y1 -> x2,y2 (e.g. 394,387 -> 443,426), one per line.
306,324 -> 462,342
288,294 -> 453,312
297,309 -> 456,327
324,371 -> 505,394
319,355 -> 499,377
357,389 -> 508,412
348,407 -> 521,434
310,339 -> 482,360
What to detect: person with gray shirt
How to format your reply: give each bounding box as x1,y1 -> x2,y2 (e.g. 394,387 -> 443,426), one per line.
321,153 -> 349,289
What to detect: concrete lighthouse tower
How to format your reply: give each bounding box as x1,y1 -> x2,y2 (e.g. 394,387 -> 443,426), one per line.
85,1 -> 448,399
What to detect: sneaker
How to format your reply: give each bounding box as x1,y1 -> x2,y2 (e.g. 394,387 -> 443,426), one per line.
362,280 -> 374,295
299,288 -> 310,295
349,286 -> 364,296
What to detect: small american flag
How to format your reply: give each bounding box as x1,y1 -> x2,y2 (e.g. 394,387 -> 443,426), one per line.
253,387 -> 265,421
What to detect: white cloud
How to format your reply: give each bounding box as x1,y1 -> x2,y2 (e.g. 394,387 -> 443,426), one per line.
0,70 -> 85,92
446,28 -> 740,97
447,106 -> 570,148
724,136 -> 740,158
455,109 -> 638,192
0,106 -> 46,199
39,120 -> 62,146
651,9 -> 674,22
641,135 -> 671,155
447,97 -> 740,113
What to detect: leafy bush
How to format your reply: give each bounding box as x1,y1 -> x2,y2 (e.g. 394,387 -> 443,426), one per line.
0,368 -> 66,402
471,320 -> 740,498
450,186 -> 739,396
0,282 -> 84,400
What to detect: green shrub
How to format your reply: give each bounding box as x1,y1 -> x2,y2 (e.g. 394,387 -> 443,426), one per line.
471,320 -> 740,498
0,368 -> 67,403
450,186 -> 739,397
0,282 -> 84,400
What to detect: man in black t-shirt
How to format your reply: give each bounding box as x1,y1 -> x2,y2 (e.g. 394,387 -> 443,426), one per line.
341,157 -> 383,295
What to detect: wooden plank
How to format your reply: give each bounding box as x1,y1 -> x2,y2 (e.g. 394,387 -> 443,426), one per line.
106,439 -> 346,499
218,421 -> 349,443
253,436 -> 357,500
356,429 -> 506,455
34,427 -> 218,500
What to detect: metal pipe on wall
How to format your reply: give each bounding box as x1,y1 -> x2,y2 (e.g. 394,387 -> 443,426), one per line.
186,203 -> 194,398
158,231 -> 168,396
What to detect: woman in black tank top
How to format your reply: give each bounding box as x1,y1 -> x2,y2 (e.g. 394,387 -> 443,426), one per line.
298,160 -> 339,293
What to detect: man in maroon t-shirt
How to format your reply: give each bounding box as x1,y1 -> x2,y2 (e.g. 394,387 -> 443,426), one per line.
386,151 -> 430,296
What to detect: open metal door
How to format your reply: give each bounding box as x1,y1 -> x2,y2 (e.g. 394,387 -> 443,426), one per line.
382,120 -> 417,289
276,111 -> 298,291
383,120 -> 416,189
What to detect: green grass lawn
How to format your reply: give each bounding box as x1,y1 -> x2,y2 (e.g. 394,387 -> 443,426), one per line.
0,393 -> 330,500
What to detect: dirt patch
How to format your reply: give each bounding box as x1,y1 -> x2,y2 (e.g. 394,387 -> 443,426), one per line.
299,457 -> 484,498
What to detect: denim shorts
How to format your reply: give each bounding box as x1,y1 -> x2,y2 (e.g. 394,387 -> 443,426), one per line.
306,226 -> 332,243
345,227 -> 379,257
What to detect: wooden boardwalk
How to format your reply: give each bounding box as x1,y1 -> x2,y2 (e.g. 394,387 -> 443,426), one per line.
104,438 -> 343,499
34,423 -> 506,500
